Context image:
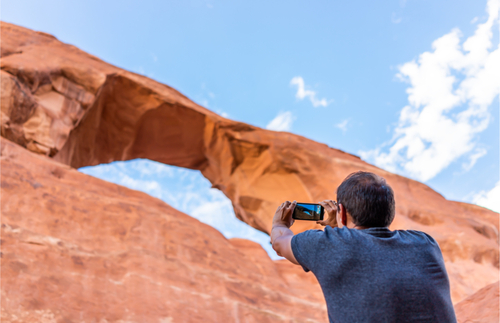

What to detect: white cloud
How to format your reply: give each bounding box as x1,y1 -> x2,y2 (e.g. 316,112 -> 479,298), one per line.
473,181 -> 500,212
191,198 -> 234,230
360,0 -> 500,182
462,148 -> 487,171
335,119 -> 349,133
190,189 -> 279,258
290,76 -> 331,107
200,99 -> 209,107
119,174 -> 163,199
199,83 -> 216,108
216,110 -> 230,118
266,111 -> 294,131
129,159 -> 176,177
392,12 -> 403,24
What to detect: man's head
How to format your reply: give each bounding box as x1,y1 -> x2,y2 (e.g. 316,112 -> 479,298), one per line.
336,171 -> 395,228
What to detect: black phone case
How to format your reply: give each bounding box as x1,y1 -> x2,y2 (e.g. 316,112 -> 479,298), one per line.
292,203 -> 324,221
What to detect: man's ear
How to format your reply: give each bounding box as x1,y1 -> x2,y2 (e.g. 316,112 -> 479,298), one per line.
339,204 -> 347,226
336,204 -> 342,227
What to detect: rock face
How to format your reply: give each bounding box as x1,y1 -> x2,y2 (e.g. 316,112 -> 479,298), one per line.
1,138 -> 327,322
1,21 -> 499,319
455,281 -> 500,323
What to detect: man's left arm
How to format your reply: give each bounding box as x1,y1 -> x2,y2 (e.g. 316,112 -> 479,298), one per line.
271,201 -> 299,265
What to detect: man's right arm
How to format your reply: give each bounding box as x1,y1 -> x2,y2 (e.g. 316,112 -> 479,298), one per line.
271,200 -> 334,269
271,225 -> 299,265
270,201 -> 299,265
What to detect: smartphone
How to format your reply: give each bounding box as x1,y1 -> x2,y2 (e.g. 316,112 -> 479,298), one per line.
292,203 -> 324,221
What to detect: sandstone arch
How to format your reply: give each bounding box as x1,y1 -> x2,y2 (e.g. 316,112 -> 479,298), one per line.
1,22 -> 499,305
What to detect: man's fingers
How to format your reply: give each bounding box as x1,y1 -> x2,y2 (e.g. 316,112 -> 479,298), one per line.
280,202 -> 289,211
284,201 -> 295,218
321,202 -> 334,212
322,200 -> 334,207
284,201 -> 294,211
319,201 -> 331,210
321,200 -> 337,213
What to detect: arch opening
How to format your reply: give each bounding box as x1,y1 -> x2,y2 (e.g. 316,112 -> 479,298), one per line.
79,158 -> 281,259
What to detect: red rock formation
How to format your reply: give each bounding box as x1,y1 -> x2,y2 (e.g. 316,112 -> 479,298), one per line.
455,281 -> 499,323
0,138 -> 327,322
1,20 -> 498,318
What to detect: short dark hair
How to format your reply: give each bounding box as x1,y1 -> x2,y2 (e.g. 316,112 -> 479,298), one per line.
336,171 -> 395,227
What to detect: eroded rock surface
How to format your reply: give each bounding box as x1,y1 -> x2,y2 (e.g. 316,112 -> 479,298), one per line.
1,20 -> 498,317
455,281 -> 499,323
0,138 -> 327,322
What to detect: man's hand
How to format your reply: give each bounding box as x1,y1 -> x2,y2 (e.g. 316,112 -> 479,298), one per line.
318,200 -> 338,227
272,200 -> 296,229
271,201 -> 299,265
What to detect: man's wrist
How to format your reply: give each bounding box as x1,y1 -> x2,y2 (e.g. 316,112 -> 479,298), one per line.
272,222 -> 290,229
271,223 -> 293,244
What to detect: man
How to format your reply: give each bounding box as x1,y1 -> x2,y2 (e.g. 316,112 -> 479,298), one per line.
271,171 -> 456,322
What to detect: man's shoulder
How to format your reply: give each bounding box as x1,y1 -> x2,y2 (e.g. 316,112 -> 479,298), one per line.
299,226 -> 351,238
294,227 -> 440,249
395,229 -> 438,244
294,226 -> 366,245
356,228 -> 441,252
293,228 -> 325,241
292,227 -> 341,246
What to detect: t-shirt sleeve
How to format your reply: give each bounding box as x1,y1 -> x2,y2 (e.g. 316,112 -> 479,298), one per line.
291,229 -> 324,273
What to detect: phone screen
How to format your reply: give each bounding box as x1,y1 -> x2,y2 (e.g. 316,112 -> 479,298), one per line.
292,203 -> 324,221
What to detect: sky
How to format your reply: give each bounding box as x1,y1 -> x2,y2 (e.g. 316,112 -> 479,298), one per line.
3,0 -> 498,259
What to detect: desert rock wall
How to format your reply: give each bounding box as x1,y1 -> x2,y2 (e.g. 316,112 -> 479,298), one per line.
1,21 -> 499,307
455,281 -> 499,323
0,137 -> 328,322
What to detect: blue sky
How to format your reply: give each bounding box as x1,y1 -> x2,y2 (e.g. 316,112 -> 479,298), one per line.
3,0 -> 498,258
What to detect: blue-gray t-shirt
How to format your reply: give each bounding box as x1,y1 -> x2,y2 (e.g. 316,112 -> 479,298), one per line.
291,226 -> 457,323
